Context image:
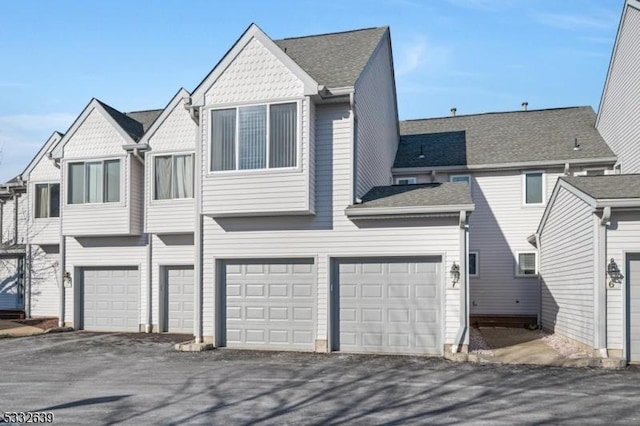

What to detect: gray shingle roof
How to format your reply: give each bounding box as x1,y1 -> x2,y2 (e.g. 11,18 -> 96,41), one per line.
395,107 -> 616,168
125,110 -> 163,133
275,27 -> 388,88
562,175 -> 640,200
348,182 -> 473,210
97,100 -> 162,141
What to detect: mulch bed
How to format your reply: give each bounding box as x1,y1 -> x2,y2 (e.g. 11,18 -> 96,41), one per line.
11,317 -> 59,331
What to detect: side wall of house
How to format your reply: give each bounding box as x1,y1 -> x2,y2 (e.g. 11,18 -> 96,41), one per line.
539,187 -> 594,347
28,145 -> 61,245
354,33 -> 397,199
30,245 -> 60,317
201,103 -> 463,346
597,3 -> 640,174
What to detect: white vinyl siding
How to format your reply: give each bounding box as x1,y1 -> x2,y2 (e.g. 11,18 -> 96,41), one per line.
606,211 -> 640,350
597,4 -> 640,174
202,104 -> 463,348
354,33 -> 397,199
539,187 -> 594,347
29,245 -> 60,317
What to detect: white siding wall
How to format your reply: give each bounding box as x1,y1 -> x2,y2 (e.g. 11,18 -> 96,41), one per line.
597,4 -> 640,174
145,99 -> 197,234
61,108 -> 133,236
64,235 -> 148,328
27,150 -> 61,245
202,104 -> 463,346
150,234 -> 194,328
606,211 -> 640,349
200,37 -> 313,217
354,34 -> 396,198
539,187 -> 594,346
130,158 -> 144,235
30,245 -> 59,317
2,195 -> 28,245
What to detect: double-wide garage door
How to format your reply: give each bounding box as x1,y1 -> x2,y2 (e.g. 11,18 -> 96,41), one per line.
223,259 -> 315,350
334,257 -> 442,355
82,267 -> 139,332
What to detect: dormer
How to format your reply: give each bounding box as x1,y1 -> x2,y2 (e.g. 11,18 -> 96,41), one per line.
141,88 -> 198,234
52,99 -> 161,236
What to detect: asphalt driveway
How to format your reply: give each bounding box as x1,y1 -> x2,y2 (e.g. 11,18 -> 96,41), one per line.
1,332 -> 639,425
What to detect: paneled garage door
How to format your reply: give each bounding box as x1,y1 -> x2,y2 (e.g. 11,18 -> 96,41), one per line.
163,266 -> 194,334
82,267 -> 140,332
334,257 -> 442,355
223,259 -> 315,350
628,254 -> 640,362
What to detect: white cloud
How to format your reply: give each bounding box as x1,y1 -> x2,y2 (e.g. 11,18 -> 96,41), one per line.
0,113 -> 74,182
395,36 -> 451,77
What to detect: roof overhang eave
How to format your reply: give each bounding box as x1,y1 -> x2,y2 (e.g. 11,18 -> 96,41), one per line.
345,203 -> 475,219
595,198 -> 640,209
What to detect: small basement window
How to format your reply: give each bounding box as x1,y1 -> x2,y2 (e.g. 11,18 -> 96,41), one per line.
469,252 -> 478,277
394,177 -> 416,185
516,252 -> 537,277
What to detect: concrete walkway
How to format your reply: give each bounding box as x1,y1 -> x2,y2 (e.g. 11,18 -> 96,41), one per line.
0,319 -> 46,337
470,327 -> 624,368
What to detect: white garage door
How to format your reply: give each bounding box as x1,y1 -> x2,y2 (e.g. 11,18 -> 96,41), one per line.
223,259 -> 315,350
164,266 -> 194,334
628,254 -> 640,362
82,267 -> 140,332
0,257 -> 24,310
334,257 -> 442,355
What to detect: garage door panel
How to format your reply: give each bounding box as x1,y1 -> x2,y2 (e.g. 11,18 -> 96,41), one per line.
165,266 -> 194,334
224,260 -> 315,350
629,256 -> 640,362
336,258 -> 441,355
82,267 -> 140,333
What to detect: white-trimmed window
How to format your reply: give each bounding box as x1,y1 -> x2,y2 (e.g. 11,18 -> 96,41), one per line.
34,183 -> 60,218
210,101 -> 298,171
68,159 -> 120,204
469,252 -> 478,277
394,177 -> 416,185
523,171 -> 544,205
450,175 -> 471,186
516,252 -> 537,277
154,154 -> 194,200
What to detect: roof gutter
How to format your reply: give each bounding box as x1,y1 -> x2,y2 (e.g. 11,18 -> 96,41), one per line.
392,156 -> 618,174
345,204 -> 475,218
595,198 -> 640,208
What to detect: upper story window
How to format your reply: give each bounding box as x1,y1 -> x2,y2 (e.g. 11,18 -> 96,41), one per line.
68,159 -> 120,204
450,175 -> 471,186
523,171 -> 544,205
516,252 -> 538,277
34,183 -> 60,218
154,154 -> 194,200
394,177 -> 416,185
211,102 -> 298,172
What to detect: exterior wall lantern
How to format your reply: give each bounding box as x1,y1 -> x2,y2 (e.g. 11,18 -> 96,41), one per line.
63,271 -> 73,288
450,262 -> 460,287
607,258 -> 623,288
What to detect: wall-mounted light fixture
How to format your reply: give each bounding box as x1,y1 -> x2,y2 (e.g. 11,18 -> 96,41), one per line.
63,271 -> 72,288
450,262 -> 460,287
607,258 -> 623,288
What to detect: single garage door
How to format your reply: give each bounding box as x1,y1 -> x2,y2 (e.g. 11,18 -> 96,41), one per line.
628,254 -> 640,362
82,267 -> 140,332
223,259 -> 315,350
333,257 -> 442,355
163,266 -> 194,334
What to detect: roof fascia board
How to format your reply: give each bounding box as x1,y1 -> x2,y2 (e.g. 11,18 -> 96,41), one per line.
596,0 -> 639,127
53,99 -> 137,158
595,198 -> 640,208
536,179 -> 597,235
345,203 -> 475,217
392,157 -> 618,174
138,88 -> 190,145
191,24 -> 319,105
21,131 -> 63,180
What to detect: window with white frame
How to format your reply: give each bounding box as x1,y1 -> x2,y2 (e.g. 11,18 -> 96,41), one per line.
68,159 -> 120,204
34,183 -> 60,218
394,177 -> 416,185
516,252 -> 537,276
469,252 -> 478,276
523,172 -> 544,205
210,102 -> 298,171
154,154 -> 194,200
450,175 -> 471,186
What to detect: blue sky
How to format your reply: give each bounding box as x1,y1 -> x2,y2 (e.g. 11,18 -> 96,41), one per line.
0,0 -> 623,182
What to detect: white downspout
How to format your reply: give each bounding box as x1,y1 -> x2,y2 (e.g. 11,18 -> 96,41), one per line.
146,235 -> 152,333
597,207 -> 611,358
190,99 -> 204,345
535,233 -> 542,328
58,235 -> 66,328
453,210 -> 469,353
